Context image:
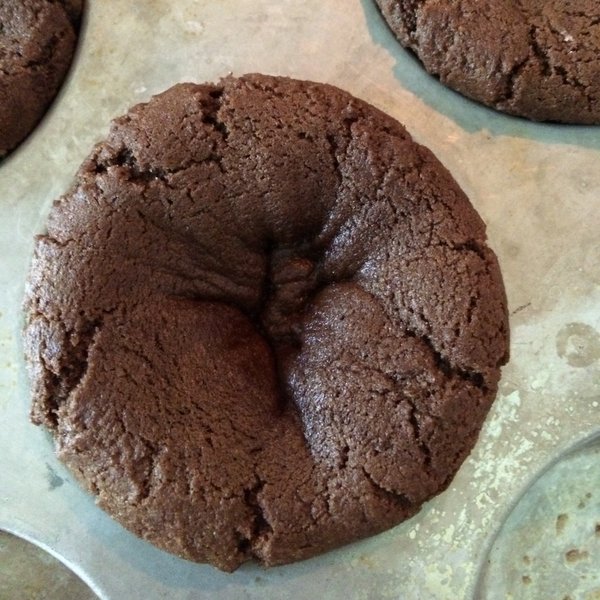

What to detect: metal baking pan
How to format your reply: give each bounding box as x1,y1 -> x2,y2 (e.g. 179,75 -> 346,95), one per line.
1,1 -> 598,598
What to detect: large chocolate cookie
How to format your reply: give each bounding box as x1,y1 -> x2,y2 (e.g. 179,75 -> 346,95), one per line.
24,74 -> 509,571
0,0 -> 82,158
375,0 -> 600,123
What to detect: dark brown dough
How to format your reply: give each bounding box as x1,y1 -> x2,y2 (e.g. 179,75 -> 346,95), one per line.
24,74 -> 509,571
375,0 -> 600,123
0,0 -> 83,158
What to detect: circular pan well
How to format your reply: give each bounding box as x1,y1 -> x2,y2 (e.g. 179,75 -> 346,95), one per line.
476,434 -> 600,599
0,530 -> 98,600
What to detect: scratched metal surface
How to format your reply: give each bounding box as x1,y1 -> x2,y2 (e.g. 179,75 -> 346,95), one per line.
0,2 -> 599,598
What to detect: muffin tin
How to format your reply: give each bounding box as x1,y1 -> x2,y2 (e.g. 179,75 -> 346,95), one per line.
1,2 -> 598,598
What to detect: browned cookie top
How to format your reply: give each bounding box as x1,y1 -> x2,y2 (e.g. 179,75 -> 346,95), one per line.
24,74 -> 509,571
0,0 -> 82,158
376,0 -> 600,123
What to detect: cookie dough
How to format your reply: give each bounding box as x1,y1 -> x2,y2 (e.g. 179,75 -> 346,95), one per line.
24,74 -> 509,571
376,0 -> 600,123
0,0 -> 82,158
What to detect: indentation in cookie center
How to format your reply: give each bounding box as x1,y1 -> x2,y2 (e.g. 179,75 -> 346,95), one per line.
260,251 -> 317,344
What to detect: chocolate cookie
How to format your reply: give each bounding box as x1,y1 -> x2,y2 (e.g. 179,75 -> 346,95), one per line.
0,0 -> 82,158
24,74 -> 509,571
375,0 -> 600,123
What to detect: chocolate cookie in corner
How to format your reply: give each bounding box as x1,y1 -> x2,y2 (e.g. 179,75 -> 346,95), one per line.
24,73 -> 509,571
0,0 -> 83,159
375,0 -> 600,123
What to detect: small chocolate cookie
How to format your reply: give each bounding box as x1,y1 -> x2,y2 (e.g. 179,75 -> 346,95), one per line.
0,0 -> 83,158
24,74 -> 509,571
376,0 -> 600,123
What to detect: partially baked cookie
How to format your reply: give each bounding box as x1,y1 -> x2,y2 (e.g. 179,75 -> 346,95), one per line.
0,0 -> 83,158
375,0 -> 600,123
24,74 -> 509,571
